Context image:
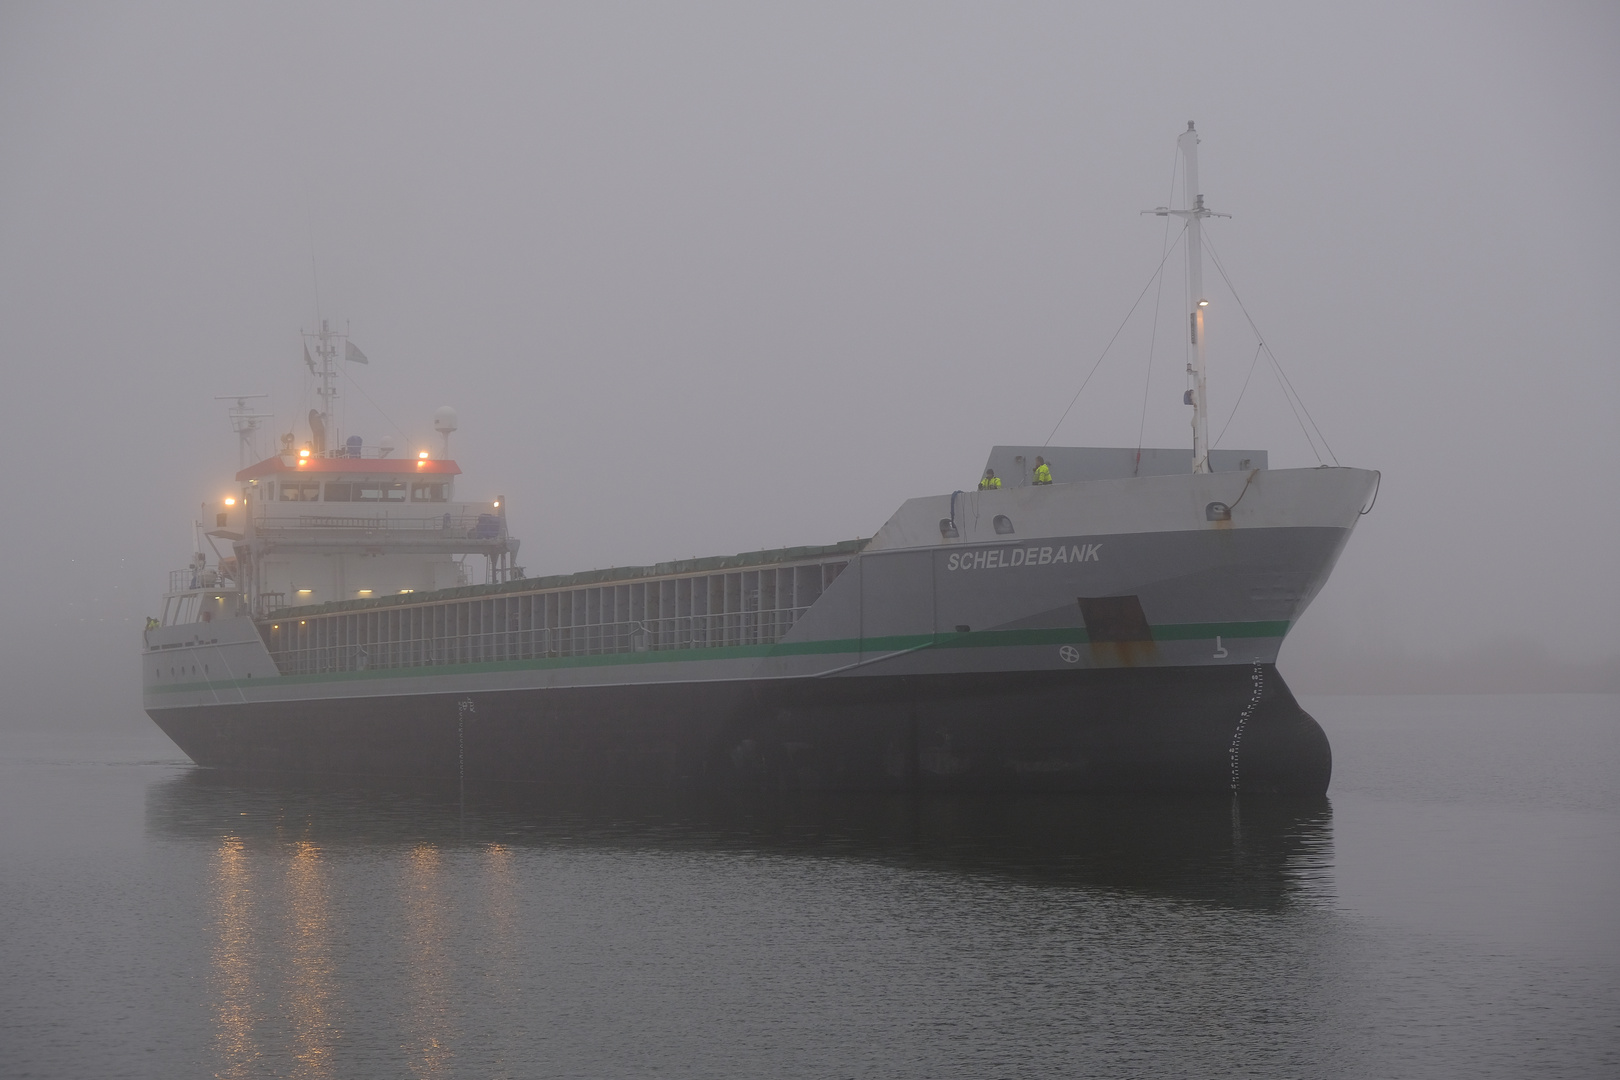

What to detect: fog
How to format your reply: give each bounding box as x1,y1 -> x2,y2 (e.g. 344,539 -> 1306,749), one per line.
2,1 -> 1616,732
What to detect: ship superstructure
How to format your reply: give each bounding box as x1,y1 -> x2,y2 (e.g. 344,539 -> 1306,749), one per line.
158,321 -> 521,631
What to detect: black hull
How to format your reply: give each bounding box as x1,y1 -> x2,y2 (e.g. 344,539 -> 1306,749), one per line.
149,664 -> 1331,796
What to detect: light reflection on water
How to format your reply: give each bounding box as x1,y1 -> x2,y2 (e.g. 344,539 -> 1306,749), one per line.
210,835 -> 261,1078
157,775 -> 1345,1078
284,839 -> 335,1080
403,843 -> 454,1079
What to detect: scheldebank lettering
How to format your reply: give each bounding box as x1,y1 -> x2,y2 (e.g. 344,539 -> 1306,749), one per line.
947,544 -> 1101,571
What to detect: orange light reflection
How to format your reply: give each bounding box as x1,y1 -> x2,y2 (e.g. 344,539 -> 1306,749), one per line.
284,839 -> 337,1079
404,843 -> 455,1076
210,836 -> 262,1078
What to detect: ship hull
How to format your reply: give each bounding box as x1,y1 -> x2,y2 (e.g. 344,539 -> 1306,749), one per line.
148,662 -> 1329,796
146,465 -> 1375,797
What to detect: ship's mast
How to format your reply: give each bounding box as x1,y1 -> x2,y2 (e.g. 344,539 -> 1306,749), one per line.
313,319 -> 340,451
1148,121 -> 1229,473
215,394 -> 272,469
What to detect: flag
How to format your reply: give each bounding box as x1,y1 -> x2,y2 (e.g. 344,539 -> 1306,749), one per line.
303,344 -> 316,373
345,340 -> 368,364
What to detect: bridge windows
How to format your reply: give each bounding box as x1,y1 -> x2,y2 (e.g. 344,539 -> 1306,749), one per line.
357,481 -> 407,502
321,480 -> 408,501
268,477 -> 445,502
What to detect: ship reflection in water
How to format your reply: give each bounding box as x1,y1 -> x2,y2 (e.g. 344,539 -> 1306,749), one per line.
149,772 -> 1340,1076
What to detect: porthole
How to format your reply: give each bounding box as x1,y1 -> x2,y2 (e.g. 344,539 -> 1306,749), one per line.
993,515 -> 1015,535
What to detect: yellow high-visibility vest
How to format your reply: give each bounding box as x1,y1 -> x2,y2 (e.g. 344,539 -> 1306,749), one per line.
979,476 -> 1001,490
1034,464 -> 1052,485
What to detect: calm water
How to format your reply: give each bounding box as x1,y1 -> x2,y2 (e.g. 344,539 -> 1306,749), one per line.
2,695 -> 1616,1079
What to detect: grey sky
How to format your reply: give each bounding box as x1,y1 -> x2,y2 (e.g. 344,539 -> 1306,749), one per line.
2,1 -> 1616,728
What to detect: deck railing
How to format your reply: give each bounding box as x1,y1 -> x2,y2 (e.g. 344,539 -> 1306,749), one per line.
252,510 -> 505,537
168,568 -> 232,593
262,606 -> 814,676
257,555 -> 850,678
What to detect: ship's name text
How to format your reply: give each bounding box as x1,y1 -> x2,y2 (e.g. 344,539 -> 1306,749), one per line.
947,544 -> 1101,571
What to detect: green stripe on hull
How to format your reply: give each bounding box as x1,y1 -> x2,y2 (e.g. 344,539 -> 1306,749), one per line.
145,619 -> 1290,696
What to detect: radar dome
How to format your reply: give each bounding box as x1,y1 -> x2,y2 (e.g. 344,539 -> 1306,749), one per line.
433,406 -> 458,434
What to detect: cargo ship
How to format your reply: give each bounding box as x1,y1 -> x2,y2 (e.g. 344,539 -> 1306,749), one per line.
142,124 -> 1376,795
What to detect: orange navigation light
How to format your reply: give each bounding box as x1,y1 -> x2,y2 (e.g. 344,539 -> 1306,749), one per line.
493,500 -> 501,508
224,497 -> 235,505
418,451 -> 430,460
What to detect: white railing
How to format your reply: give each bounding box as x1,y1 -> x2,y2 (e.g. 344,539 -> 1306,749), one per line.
252,509 -> 504,537
168,568 -> 234,593
263,606 -> 813,676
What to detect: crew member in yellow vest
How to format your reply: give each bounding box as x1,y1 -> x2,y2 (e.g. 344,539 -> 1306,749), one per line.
1033,456 -> 1052,485
979,469 -> 1001,490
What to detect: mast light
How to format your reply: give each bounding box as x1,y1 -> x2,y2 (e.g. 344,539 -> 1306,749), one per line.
224,497 -> 236,506
418,451 -> 430,460
1197,298 -> 1210,307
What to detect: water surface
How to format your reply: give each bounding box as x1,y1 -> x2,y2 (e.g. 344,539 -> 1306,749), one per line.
2,694 -> 1615,1078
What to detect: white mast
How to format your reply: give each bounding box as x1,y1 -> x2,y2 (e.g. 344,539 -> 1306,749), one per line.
302,319 -> 354,455
215,394 -> 272,469
315,319 -> 339,451
1147,121 -> 1229,473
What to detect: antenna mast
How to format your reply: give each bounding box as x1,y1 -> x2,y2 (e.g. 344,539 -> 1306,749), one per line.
215,394 -> 273,469
301,320 -> 348,453
316,319 -> 339,444
1147,121 -> 1229,473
